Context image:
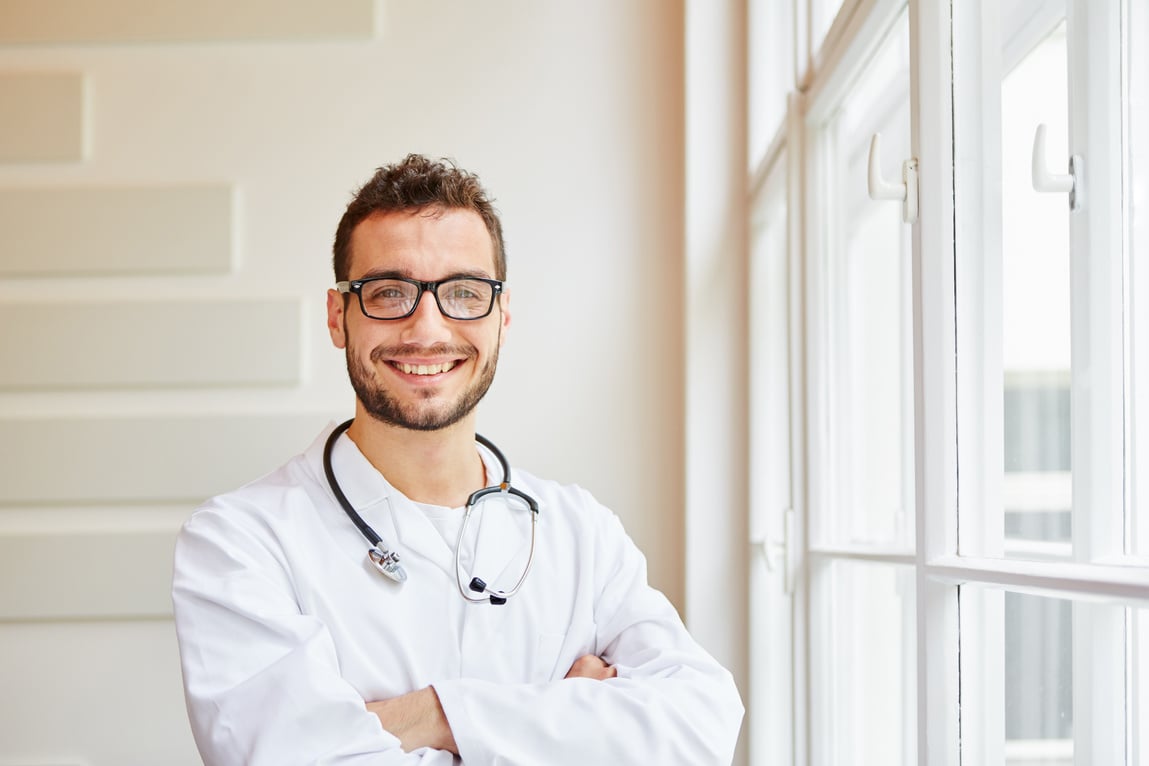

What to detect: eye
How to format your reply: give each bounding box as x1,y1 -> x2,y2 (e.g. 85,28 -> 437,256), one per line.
363,281 -> 411,301
446,284 -> 481,301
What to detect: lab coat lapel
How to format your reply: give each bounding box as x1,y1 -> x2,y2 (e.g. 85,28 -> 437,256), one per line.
325,428 -> 456,579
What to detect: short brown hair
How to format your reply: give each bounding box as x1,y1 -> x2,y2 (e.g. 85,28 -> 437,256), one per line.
332,154 -> 506,282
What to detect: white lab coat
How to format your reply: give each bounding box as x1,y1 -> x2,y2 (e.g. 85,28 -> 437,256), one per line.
172,425 -> 743,765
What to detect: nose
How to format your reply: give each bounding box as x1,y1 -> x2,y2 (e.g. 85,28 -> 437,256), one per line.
400,287 -> 452,345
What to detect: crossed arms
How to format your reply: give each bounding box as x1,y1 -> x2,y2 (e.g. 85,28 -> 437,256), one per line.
173,480 -> 743,764
368,655 -> 617,754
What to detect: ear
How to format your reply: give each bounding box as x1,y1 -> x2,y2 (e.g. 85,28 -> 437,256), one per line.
327,289 -> 348,349
497,291 -> 511,348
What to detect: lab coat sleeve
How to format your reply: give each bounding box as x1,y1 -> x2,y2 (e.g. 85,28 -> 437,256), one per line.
432,493 -> 744,765
172,503 -> 457,766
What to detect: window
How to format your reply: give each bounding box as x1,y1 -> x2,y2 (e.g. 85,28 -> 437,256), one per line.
745,0 -> 1149,763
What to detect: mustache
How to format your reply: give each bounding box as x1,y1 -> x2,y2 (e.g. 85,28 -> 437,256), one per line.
369,343 -> 477,363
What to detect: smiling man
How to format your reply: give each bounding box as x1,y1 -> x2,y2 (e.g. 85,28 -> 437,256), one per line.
172,155 -> 744,765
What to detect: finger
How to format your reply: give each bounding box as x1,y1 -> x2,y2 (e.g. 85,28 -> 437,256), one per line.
565,654 -> 616,680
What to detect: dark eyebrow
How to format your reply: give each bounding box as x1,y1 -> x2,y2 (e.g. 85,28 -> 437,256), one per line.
353,268 -> 408,281
447,269 -> 496,281
352,268 -> 495,282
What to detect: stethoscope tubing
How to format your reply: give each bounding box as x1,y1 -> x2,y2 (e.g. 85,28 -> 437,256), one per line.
323,419 -> 382,548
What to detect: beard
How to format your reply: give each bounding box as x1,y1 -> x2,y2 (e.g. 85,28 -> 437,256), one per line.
346,339 -> 499,432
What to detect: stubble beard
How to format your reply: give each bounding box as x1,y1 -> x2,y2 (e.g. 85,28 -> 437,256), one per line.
346,339 -> 499,432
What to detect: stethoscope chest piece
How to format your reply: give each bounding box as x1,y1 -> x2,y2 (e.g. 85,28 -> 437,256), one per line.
368,545 -> 407,583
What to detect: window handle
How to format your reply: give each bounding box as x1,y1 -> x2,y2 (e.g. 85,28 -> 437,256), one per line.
867,133 -> 918,223
1031,123 -> 1081,210
752,508 -> 795,595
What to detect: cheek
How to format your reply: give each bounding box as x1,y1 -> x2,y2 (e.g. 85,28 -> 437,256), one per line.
341,324 -> 375,365
350,333 -> 378,363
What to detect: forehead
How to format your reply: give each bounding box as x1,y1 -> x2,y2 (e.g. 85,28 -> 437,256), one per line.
346,208 -> 496,278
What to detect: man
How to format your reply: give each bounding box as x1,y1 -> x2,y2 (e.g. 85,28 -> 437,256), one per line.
172,154 -> 744,765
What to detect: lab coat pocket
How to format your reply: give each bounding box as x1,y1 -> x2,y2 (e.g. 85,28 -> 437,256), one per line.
534,632 -> 566,682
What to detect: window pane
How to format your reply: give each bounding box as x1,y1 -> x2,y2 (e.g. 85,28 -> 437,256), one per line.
1130,0 -> 1149,560
810,0 -> 845,58
1003,591 -> 1073,759
1000,14 -> 1072,560
749,158 -> 793,766
1135,606 -> 1149,764
748,0 -> 794,167
811,559 -> 916,765
954,1 -> 1087,560
960,586 -> 1129,765
811,11 -> 913,549
1003,590 -> 1075,766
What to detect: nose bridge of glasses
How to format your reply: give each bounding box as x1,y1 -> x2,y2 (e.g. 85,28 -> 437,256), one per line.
409,280 -> 445,317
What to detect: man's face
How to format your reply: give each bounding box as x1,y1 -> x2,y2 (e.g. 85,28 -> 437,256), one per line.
326,208 -> 510,432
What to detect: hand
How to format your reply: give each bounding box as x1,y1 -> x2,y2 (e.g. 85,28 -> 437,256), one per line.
564,654 -> 618,681
366,686 -> 458,754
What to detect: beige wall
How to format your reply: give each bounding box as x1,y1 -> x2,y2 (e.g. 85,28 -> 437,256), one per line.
0,1 -> 687,762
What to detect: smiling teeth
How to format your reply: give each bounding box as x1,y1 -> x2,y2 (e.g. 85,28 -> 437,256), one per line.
397,361 -> 456,375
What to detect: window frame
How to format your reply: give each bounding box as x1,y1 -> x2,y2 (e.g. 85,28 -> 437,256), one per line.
747,132 -> 796,766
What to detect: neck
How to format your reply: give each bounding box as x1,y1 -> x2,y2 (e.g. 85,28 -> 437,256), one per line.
345,409 -> 486,508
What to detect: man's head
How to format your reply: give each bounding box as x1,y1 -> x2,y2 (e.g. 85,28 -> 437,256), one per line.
332,154 -> 506,283
327,156 -> 511,433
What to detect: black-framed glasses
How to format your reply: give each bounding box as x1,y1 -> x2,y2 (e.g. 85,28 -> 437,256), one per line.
336,276 -> 504,321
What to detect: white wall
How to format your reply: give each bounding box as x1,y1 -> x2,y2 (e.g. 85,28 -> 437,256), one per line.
0,1 -> 690,762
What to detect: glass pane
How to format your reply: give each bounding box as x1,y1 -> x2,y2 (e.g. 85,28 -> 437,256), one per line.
811,559 -> 916,765
1003,591 -> 1073,761
749,160 -> 793,766
748,0 -> 794,167
1130,0 -> 1149,560
814,11 -> 913,549
1001,13 -> 1072,560
750,168 -> 791,548
810,0 -> 845,58
1135,607 -> 1149,765
954,1 -> 1076,560
961,586 -> 1130,766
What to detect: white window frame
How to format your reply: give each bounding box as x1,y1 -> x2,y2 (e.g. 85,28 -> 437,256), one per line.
747,125 -> 796,766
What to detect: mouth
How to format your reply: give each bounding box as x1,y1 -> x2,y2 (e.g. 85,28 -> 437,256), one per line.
389,360 -> 459,376
371,343 -> 475,383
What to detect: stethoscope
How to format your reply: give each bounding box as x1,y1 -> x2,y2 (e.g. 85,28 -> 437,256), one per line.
322,419 -> 539,605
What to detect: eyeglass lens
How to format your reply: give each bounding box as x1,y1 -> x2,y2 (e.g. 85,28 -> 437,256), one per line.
359,278 -> 495,320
